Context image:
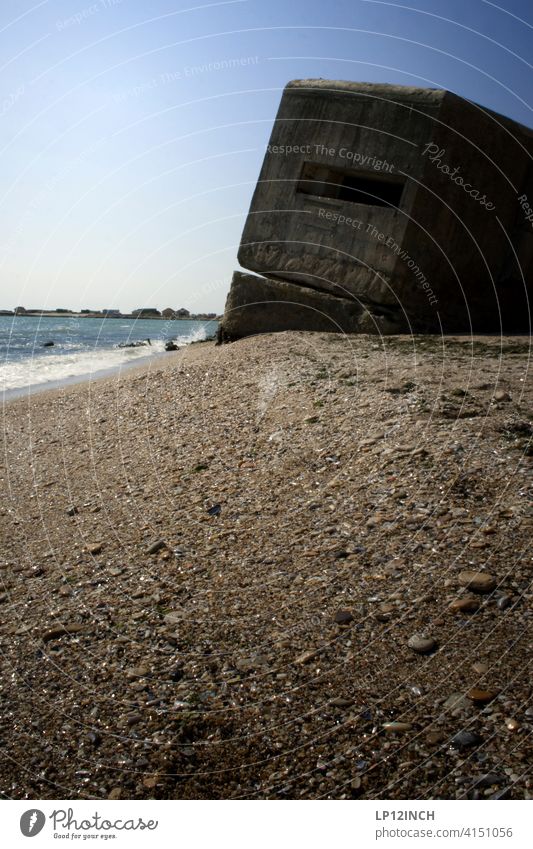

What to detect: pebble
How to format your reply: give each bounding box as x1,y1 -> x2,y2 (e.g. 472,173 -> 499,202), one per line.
449,596 -> 480,614
444,693 -> 470,713
450,731 -> 481,751
87,731 -> 101,745
472,662 -> 489,675
66,506 -> 78,516
473,773 -> 505,788
143,775 -> 161,789
467,688 -> 499,705
458,571 -> 496,593
295,649 -> 320,664
163,611 -> 183,625
494,390 -> 511,402
426,730 -> 446,745
126,666 -> 149,679
496,595 -> 511,610
407,634 -> 437,654
41,623 -> 88,642
330,697 -> 354,708
147,539 -> 166,554
505,718 -> 520,732
383,721 -> 413,733
108,788 -> 122,800
334,609 -> 354,625
87,543 -> 103,555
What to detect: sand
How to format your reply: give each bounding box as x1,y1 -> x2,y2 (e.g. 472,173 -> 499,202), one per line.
0,331 -> 531,800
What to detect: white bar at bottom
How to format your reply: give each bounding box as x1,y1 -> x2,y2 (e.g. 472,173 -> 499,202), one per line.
5,799 -> 532,848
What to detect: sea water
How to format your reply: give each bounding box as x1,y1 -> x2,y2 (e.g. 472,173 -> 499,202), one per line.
0,314 -> 217,398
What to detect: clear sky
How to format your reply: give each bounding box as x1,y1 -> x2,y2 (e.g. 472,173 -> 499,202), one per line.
1,0 -> 532,314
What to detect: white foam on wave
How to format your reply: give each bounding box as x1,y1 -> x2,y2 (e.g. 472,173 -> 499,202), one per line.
0,323 -> 213,395
0,340 -> 164,393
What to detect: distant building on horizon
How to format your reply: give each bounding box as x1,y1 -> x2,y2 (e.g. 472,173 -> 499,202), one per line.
131,308 -> 161,318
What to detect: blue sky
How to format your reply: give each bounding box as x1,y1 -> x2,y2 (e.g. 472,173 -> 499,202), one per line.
1,0 -> 532,313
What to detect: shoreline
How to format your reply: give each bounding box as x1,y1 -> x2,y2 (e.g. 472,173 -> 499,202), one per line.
0,312 -> 220,321
1,331 -> 531,800
1,329 -> 218,403
0,345 -> 199,404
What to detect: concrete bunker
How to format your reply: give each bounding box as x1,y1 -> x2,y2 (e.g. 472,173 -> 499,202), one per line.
220,79 -> 533,340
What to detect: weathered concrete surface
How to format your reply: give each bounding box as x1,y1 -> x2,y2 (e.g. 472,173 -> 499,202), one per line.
221,79 -> 533,338
219,271 -> 405,342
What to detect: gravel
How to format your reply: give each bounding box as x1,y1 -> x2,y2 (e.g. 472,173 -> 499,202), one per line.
0,331 -> 531,800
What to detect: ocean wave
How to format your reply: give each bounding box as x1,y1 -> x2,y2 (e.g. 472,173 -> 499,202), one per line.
0,323 -> 214,394
0,342 -> 163,393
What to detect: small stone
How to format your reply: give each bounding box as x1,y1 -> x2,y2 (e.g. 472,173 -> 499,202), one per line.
164,611 -> 182,625
143,775 -> 161,789
334,609 -> 354,625
467,688 -> 499,705
505,718 -> 520,731
87,543 -> 103,555
449,596 -> 480,614
496,595 -> 511,610
458,571 -> 496,593
407,634 -> 437,654
207,503 -> 222,516
330,697 -> 354,708
444,692 -> 470,713
147,539 -> 166,554
473,773 -> 505,788
126,666 -> 149,679
382,721 -> 413,733
41,623 -> 88,642
494,389 -> 511,402
66,506 -> 78,516
472,662 -> 489,675
426,730 -> 446,745
295,649 -> 319,664
87,731 -> 101,745
108,787 -> 122,800
450,730 -> 481,751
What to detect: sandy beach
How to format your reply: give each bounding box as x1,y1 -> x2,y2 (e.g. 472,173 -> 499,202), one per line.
0,331 -> 531,800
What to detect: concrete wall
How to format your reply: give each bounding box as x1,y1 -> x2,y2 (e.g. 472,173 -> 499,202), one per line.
238,80 -> 443,321
400,92 -> 533,330
223,79 -> 533,338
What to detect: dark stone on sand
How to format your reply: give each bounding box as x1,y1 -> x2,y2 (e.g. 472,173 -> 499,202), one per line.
42,623 -> 88,642
450,730 -> 481,751
43,341 -> 54,347
146,539 -> 166,554
165,341 -> 178,351
334,609 -> 354,625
